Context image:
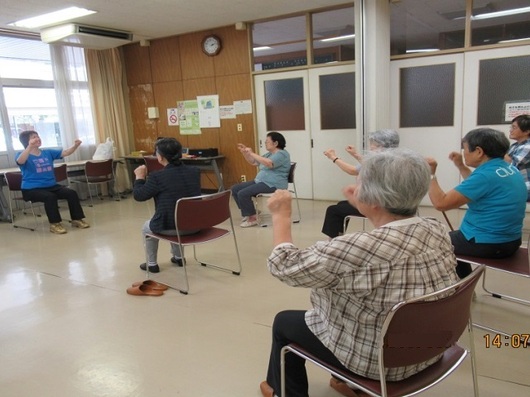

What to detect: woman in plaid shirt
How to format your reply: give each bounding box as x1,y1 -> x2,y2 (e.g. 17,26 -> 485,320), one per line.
260,149 -> 458,397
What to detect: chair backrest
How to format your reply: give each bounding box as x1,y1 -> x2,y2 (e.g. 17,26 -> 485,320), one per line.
288,162 -> 296,184
380,264 -> 485,369
4,172 -> 23,192
143,155 -> 164,173
85,159 -> 113,180
54,163 -> 69,184
175,190 -> 232,231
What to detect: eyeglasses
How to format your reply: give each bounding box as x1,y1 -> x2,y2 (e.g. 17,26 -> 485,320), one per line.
510,125 -> 519,131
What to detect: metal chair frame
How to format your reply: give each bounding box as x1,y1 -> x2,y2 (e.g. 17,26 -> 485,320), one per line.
442,210 -> 530,339
281,265 -> 485,397
4,171 -> 40,231
71,159 -> 119,207
343,214 -> 367,234
254,162 -> 301,227
145,190 -> 242,295
457,246 -> 530,343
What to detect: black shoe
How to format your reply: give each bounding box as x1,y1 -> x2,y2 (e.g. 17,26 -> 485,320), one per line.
139,263 -> 160,273
170,257 -> 183,267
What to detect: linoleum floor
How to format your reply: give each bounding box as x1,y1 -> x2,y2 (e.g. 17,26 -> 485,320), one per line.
0,197 -> 529,397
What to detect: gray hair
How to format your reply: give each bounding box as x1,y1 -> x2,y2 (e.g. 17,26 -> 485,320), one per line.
357,148 -> 430,216
368,129 -> 400,149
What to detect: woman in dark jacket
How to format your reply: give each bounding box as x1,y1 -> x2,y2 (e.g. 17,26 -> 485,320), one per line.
133,138 -> 201,273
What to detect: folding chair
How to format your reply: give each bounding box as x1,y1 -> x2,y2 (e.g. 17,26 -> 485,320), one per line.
442,210 -> 530,337
53,163 -> 69,186
4,171 -> 39,231
457,244 -> 530,343
281,265 -> 485,397
143,155 -> 164,174
343,214 -> 367,233
145,190 -> 242,295
254,162 -> 301,227
71,159 -> 119,206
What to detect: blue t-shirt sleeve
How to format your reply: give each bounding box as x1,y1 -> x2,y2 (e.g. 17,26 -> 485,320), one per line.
455,171 -> 490,202
268,150 -> 290,168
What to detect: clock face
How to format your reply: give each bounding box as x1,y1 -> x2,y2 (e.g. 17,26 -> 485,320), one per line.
202,35 -> 222,56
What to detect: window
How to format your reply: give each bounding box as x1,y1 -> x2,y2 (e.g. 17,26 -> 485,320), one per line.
0,35 -> 94,156
312,6 -> 355,64
252,5 -> 355,71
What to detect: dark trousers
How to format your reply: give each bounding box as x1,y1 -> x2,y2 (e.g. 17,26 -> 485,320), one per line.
266,310 -> 352,397
22,185 -> 86,224
321,200 -> 363,238
231,180 -> 276,217
450,230 -> 521,278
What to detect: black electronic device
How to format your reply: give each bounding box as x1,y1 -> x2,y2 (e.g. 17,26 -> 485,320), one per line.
188,148 -> 219,157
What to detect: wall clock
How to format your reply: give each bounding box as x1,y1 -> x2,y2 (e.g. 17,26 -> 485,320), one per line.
202,35 -> 222,56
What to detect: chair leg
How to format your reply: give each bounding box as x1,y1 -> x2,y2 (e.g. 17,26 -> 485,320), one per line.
481,268 -> 530,306
9,199 -> 37,231
292,186 -> 301,223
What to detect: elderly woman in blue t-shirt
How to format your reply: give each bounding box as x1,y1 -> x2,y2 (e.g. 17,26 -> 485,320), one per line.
427,128 -> 527,278
231,131 -> 290,228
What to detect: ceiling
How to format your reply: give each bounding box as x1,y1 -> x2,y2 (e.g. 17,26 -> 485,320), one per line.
1,0 -> 350,42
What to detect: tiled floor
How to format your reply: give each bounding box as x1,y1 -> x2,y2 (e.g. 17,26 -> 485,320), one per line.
0,196 -> 529,396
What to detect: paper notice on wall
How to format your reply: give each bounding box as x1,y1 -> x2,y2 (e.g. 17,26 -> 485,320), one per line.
234,100 -> 252,114
198,95 -> 220,128
220,105 -> 236,119
504,101 -> 530,122
167,108 -> 179,126
177,100 -> 201,135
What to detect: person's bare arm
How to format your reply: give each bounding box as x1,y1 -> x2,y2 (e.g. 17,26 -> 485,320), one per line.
448,151 -> 472,179
61,139 -> 82,157
324,148 -> 359,175
267,190 -> 293,246
426,156 -> 470,211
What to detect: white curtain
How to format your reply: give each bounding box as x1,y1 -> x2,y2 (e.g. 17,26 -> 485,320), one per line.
49,44 -> 95,160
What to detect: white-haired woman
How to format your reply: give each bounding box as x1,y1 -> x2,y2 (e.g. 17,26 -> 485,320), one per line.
322,129 -> 400,238
260,148 -> 459,397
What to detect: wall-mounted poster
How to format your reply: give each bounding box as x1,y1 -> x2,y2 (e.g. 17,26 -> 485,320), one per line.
167,108 -> 178,126
198,95 -> 220,128
177,100 -> 201,135
504,100 -> 530,122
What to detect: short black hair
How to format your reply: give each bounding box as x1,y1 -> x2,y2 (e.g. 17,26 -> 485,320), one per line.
155,137 -> 182,165
267,131 -> 286,149
19,130 -> 38,149
462,128 -> 509,159
513,114 -> 530,133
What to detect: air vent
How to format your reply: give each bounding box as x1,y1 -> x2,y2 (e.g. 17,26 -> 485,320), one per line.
41,24 -> 133,49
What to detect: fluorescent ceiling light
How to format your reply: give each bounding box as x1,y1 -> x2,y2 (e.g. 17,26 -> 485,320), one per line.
406,48 -> 439,54
9,7 -> 96,29
321,34 -> 355,43
472,6 -> 530,20
499,37 -> 530,44
253,46 -> 272,51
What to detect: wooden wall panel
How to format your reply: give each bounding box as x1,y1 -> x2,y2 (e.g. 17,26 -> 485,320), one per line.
211,27 -> 251,76
152,80 -> 184,141
216,73 -> 256,187
128,84 -> 158,151
122,45 -> 152,85
124,25 -> 256,190
150,37 -> 182,83
179,32 -> 215,80
182,77 -> 219,149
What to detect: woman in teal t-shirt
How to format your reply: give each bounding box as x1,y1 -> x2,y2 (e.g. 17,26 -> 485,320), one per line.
231,132 -> 290,228
427,128 -> 526,278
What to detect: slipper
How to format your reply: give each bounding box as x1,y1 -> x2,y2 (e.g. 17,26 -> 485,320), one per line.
126,284 -> 164,296
132,280 -> 168,291
329,377 -> 367,397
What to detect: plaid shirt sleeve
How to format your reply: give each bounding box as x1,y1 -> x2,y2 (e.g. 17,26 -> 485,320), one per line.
267,217 -> 459,381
